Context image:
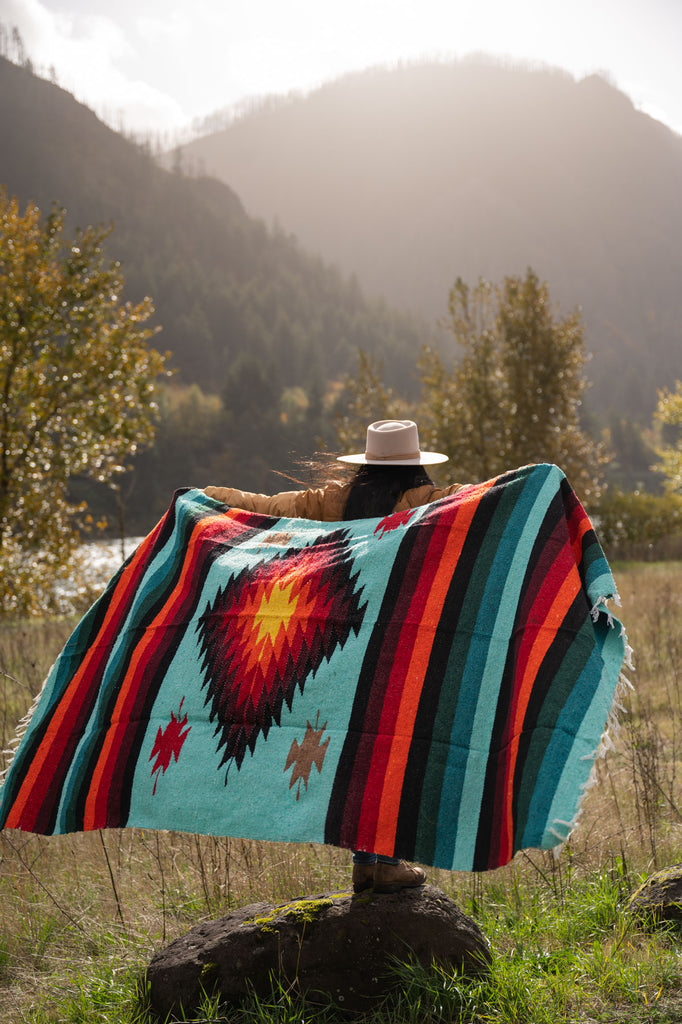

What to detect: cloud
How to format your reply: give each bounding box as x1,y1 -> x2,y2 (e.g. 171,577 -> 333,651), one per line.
0,0 -> 189,133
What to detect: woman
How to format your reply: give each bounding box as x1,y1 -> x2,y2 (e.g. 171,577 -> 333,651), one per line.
205,419 -> 464,893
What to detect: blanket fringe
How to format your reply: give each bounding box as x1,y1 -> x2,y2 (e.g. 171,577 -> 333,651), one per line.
590,592 -> 623,626
0,669 -> 51,788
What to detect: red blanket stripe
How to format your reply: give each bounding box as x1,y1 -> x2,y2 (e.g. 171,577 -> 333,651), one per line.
4,521 -> 165,831
355,478 -> 497,854
84,512 -> 248,828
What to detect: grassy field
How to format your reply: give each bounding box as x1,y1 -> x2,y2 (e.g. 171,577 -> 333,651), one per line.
1,562 -> 682,1022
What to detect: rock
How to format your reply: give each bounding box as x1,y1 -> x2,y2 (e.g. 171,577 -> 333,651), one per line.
627,863 -> 682,923
146,883 -> 491,1017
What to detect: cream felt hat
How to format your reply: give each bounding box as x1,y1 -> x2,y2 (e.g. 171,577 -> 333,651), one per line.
337,419 -> 448,466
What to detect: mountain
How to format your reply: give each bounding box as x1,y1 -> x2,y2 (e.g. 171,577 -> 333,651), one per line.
181,59 -> 682,421
0,55 -> 427,398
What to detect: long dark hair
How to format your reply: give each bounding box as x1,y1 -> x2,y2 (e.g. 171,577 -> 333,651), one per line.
342,464 -> 434,521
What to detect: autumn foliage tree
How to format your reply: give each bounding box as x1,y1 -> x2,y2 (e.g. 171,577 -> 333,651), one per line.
0,191 -> 166,614
654,380 -> 682,492
334,351 -> 411,458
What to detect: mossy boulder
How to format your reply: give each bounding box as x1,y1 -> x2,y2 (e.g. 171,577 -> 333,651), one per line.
146,884 -> 490,1016
627,864 -> 682,923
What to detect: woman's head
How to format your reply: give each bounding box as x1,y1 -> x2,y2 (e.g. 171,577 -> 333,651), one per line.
338,419 -> 447,519
342,462 -> 435,520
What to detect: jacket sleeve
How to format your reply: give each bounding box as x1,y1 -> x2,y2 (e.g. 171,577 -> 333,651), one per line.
396,481 -> 467,510
203,481 -> 348,521
428,482 -> 468,502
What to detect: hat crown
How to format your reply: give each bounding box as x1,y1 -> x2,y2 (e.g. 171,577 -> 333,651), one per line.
365,420 -> 421,461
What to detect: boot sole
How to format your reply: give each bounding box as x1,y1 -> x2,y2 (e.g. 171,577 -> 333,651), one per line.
374,880 -> 426,894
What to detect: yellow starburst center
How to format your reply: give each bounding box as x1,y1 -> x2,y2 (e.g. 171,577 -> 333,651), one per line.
252,579 -> 299,647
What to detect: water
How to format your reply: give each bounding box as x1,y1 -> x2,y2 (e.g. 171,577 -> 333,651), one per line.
80,536 -> 144,582
56,536 -> 145,610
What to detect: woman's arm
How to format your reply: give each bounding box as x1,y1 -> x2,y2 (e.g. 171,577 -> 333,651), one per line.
204,481 -> 349,521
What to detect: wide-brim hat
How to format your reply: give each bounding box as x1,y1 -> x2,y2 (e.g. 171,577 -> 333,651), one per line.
337,419 -> 448,466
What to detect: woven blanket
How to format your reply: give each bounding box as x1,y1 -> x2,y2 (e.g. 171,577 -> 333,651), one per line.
0,464 -> 626,871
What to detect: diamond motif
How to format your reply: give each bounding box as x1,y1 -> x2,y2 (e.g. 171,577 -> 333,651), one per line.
197,529 -> 365,772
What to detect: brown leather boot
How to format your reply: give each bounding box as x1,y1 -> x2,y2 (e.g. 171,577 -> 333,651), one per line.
374,860 -> 427,893
352,863 -> 376,893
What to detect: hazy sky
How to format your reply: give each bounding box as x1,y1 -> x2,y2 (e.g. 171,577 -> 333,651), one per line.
2,0 -> 681,138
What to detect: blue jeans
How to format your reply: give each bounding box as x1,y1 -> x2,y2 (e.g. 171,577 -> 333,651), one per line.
352,851 -> 400,865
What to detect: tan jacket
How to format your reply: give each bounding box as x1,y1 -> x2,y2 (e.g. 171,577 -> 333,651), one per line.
204,480 -> 464,522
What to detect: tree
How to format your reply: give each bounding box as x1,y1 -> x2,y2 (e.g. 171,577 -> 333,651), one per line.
0,191 -> 166,614
334,351 -> 410,458
417,269 -> 608,497
653,381 -> 682,493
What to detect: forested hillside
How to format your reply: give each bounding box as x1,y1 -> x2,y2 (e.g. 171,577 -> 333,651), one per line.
3,54 -> 681,533
0,56 -> 427,401
0,55 -> 438,525
182,59 -> 682,422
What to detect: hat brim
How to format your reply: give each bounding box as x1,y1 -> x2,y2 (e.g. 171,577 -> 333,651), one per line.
337,452 -> 449,465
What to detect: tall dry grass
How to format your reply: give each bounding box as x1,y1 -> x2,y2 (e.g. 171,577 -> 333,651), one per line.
571,562 -> 682,872
0,561 -> 681,1020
